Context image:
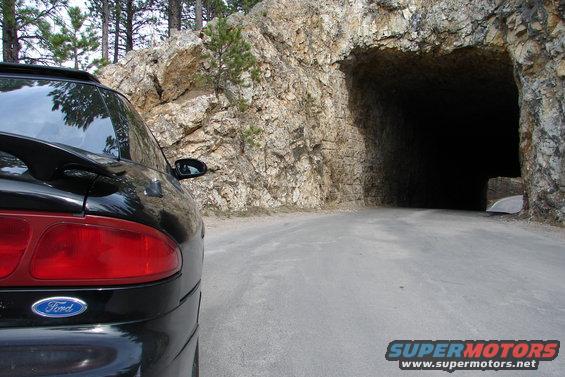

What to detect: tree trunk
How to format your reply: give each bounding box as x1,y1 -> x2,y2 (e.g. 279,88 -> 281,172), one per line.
195,0 -> 203,30
125,0 -> 134,52
101,0 -> 109,61
113,0 -> 121,63
168,0 -> 181,36
2,0 -> 19,63
73,29 -> 78,69
204,0 -> 219,21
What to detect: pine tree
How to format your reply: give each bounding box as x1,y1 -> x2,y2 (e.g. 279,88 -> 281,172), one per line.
46,6 -> 99,69
203,16 -> 259,97
2,0 -> 18,62
1,0 -> 67,63
121,0 -> 158,53
229,0 -> 261,14
101,0 -> 110,62
103,0 -> 159,61
113,0 -> 121,62
195,0 -> 203,30
203,0 -> 228,21
87,0 -> 112,64
168,0 -> 181,35
158,0 -> 262,34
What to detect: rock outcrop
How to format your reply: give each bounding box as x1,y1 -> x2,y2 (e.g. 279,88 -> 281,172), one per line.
100,0 -> 564,224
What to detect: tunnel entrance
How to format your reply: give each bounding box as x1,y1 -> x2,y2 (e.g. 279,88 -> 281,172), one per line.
344,48 -> 521,211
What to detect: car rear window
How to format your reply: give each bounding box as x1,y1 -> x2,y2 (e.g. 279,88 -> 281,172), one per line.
0,77 -> 119,157
0,77 -> 169,172
99,89 -> 169,172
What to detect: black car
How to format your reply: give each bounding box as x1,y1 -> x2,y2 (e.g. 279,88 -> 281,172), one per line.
0,63 -> 206,377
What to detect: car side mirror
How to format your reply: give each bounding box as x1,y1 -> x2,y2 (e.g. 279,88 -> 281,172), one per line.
174,159 -> 207,180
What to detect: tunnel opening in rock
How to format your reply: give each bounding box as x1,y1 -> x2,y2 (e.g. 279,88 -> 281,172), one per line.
344,48 -> 521,211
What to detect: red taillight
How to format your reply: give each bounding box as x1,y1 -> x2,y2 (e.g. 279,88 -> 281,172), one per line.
0,217 -> 31,278
0,211 -> 181,286
31,223 -> 180,282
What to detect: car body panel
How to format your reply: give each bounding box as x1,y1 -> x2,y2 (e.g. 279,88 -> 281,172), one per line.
0,276 -> 188,328
85,159 -> 204,296
0,153 -> 94,213
0,285 -> 200,377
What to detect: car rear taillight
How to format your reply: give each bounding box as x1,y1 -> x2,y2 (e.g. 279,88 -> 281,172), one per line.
0,217 -> 31,278
31,223 -> 180,282
0,211 -> 181,286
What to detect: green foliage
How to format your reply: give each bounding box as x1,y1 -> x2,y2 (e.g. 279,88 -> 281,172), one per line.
192,72 -> 213,89
241,124 -> 262,150
235,98 -> 250,112
204,0 -> 229,17
120,0 -> 159,50
14,0 -> 68,31
91,58 -> 111,74
2,0 -> 16,27
202,17 -> 260,97
201,0 -> 262,18
3,0 -> 265,67
229,0 -> 262,14
2,0 -> 68,63
44,6 -> 99,69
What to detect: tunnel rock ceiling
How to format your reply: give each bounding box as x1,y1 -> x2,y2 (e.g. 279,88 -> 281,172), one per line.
101,0 -> 565,223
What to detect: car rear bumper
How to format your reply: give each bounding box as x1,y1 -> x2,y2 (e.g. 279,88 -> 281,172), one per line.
0,285 -> 201,377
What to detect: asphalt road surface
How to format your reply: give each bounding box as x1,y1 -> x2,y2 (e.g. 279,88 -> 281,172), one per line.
200,208 -> 565,376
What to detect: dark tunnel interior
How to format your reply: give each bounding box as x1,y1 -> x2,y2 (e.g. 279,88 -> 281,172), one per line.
344,48 -> 521,211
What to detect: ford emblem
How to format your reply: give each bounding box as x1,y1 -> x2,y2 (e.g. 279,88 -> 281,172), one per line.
31,297 -> 87,318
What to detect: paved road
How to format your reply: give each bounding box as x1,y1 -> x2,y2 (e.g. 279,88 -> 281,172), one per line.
200,209 -> 565,376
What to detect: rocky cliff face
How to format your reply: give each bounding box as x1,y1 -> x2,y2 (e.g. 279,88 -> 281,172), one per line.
100,0 -> 564,223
